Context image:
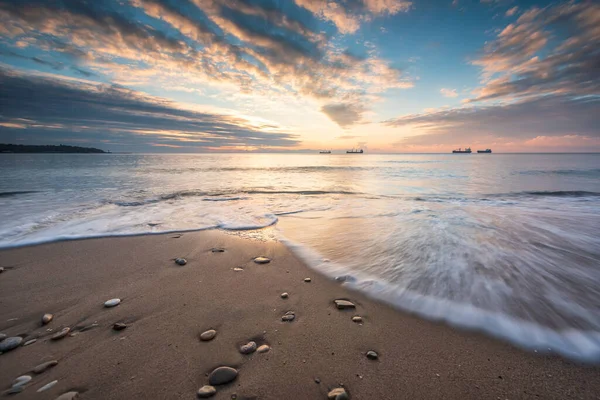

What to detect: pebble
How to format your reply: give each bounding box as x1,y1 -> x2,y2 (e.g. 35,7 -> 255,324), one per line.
211,248 -> 225,253
281,311 -> 295,322
352,316 -> 363,323
366,350 -> 379,360
328,388 -> 349,400
208,366 -> 238,385
37,380 -> 58,392
33,360 -> 59,374
280,292 -> 289,299
51,327 -> 70,340
55,392 -> 80,400
200,329 -> 217,341
0,336 -> 23,352
253,256 -> 271,264
5,386 -> 24,395
24,338 -> 37,346
314,378 -> 321,384
304,278 -> 311,282
233,267 -> 244,272
334,300 -> 356,309
197,385 -> 217,398
12,375 -> 32,387
113,323 -> 127,331
42,313 -> 54,325
104,298 -> 121,307
175,258 -> 187,266
240,341 -> 257,354
0,267 -> 4,273
257,344 -> 270,353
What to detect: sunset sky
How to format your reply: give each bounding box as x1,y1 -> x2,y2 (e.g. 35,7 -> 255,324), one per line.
0,0 -> 598,153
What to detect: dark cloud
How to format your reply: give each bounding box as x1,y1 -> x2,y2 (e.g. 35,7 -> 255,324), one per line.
0,0 -> 412,129
321,103 -> 365,127
0,68 -> 300,151
386,95 -> 600,145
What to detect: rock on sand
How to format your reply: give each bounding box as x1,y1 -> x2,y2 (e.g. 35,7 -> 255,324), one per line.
104,298 -> 121,307
197,385 -> 217,398
334,300 -> 356,309
200,329 -> 217,341
240,341 -> 257,354
253,256 -> 271,264
208,366 -> 238,385
0,336 -> 23,352
42,313 -> 53,325
328,387 -> 349,400
55,392 -> 80,400
51,327 -> 71,340
33,360 -> 59,374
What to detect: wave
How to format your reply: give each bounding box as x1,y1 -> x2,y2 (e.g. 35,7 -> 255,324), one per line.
0,190 -> 40,197
518,169 -> 600,177
499,191 -> 600,198
109,189 -> 362,207
281,238 -> 600,363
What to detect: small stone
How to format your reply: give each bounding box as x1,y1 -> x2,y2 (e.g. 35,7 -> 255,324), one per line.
197,385 -> 217,398
33,360 -> 59,374
366,350 -> 379,360
304,278 -> 311,282
104,298 -> 121,307
334,300 -> 356,309
253,256 -> 271,264
257,344 -> 270,353
240,341 -> 257,354
5,386 -> 24,395
24,338 -> 37,346
0,267 -> 4,273
113,323 -> 127,331
42,313 -> 53,325
175,258 -> 187,265
51,327 -> 70,340
12,375 -> 32,388
0,336 -> 23,352
314,378 -> 321,384
281,311 -> 295,322
55,392 -> 80,400
80,323 -> 99,332
208,366 -> 238,385
200,329 -> 217,341
351,316 -> 363,323
233,267 -> 244,271
37,380 -> 58,392
280,292 -> 289,299
211,248 -> 225,253
328,387 -> 349,400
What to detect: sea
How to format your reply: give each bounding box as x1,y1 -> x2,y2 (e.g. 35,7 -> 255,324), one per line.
1,153 -> 600,361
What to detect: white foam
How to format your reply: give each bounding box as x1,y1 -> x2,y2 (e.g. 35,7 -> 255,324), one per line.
281,237 -> 600,363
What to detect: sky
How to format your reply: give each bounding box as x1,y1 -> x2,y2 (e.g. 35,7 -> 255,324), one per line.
0,0 -> 598,153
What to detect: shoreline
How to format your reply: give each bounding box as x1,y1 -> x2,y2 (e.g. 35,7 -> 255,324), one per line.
1,230 -> 600,399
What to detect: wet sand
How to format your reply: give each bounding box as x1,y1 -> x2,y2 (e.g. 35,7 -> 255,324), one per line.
1,230 -> 599,399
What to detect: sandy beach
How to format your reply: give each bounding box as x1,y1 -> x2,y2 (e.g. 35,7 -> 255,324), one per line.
1,230 -> 599,399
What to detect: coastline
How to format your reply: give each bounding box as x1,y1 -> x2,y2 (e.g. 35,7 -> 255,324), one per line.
1,230 -> 599,399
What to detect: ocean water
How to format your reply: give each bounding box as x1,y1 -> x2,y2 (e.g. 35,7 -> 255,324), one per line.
1,153 -> 600,361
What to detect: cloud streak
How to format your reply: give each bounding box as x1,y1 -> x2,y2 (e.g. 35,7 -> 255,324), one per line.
0,67 -> 300,151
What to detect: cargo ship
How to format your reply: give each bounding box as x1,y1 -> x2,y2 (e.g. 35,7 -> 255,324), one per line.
477,149 -> 492,153
319,150 -> 331,154
452,147 -> 472,153
346,149 -> 364,154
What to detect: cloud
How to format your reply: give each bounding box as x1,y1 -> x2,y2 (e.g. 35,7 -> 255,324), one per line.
505,6 -> 518,17
0,0 -> 412,129
0,67 -> 300,151
293,0 -> 411,34
335,135 -> 362,140
385,2 -> 600,150
470,3 -> 600,102
385,95 -> 600,146
440,88 -> 458,98
321,103 -> 366,127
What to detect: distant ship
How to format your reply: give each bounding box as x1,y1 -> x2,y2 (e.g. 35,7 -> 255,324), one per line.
319,150 -> 331,154
346,149 -> 364,154
452,147 -> 472,153
477,149 -> 492,153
